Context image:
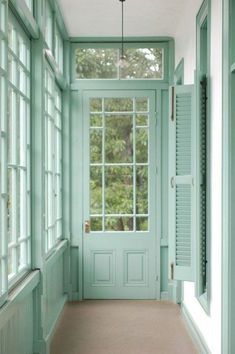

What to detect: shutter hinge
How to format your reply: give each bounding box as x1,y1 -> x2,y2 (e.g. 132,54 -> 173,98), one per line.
156,166 -> 158,174
170,262 -> 174,280
155,275 -> 159,281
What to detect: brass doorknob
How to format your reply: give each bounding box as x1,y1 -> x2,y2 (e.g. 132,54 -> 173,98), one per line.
84,220 -> 90,233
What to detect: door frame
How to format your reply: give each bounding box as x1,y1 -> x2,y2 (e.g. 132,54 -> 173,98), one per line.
222,0 -> 235,352
71,80 -> 168,300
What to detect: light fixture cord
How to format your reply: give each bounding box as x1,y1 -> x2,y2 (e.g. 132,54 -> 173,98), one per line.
121,0 -> 124,57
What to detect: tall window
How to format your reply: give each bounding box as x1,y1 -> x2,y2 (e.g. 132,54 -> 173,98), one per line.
7,11 -> 31,285
0,0 -> 8,305
44,63 -> 62,254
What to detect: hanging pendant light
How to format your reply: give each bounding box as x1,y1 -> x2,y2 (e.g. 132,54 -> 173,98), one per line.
118,0 -> 128,68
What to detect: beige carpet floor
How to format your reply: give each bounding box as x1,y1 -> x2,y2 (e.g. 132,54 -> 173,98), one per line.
50,300 -> 198,354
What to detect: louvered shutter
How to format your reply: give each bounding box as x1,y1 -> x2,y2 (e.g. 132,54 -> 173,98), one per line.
199,75 -> 207,291
169,85 -> 195,281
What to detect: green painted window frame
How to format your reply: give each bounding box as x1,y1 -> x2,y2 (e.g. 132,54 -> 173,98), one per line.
195,0 -> 211,313
71,41 -> 170,83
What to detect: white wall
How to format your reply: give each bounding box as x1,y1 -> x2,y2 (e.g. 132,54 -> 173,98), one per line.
174,0 -> 222,353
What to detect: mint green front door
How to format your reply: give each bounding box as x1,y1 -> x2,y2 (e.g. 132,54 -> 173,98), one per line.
83,90 -> 159,299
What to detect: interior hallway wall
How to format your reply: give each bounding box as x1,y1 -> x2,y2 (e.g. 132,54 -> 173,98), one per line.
174,0 -> 222,353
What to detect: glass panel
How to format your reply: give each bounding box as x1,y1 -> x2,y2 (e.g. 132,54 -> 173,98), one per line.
90,166 -> 102,214
75,48 -> 118,79
105,217 -> 133,231
104,98 -> 133,112
136,97 -> 148,112
136,128 -> 148,163
136,114 -> 148,126
0,1 -> 6,33
120,48 -> 163,79
0,39 -> 7,70
90,217 -> 102,232
105,115 -> 133,163
7,169 -> 13,244
90,129 -> 102,163
136,166 -> 148,214
105,166 -> 133,214
90,114 -> 102,127
90,98 -> 102,112
136,217 -> 148,231
8,248 -> 13,275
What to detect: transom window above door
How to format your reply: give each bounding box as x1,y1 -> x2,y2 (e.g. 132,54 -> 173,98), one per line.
72,42 -> 170,81
89,97 -> 150,232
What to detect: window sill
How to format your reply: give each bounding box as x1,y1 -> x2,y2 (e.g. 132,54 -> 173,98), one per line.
44,239 -> 68,266
197,292 -> 210,315
0,270 -> 40,313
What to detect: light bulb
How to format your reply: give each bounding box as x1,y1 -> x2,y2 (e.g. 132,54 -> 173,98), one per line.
118,55 -> 128,68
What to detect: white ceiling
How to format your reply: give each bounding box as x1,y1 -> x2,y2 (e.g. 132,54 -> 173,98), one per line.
57,0 -> 200,38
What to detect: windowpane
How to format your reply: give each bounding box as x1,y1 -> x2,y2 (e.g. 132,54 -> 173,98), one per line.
45,1 -> 53,51
120,48 -> 163,79
75,48 -> 118,79
90,167 -> 102,214
90,129 -> 102,163
136,128 -> 148,163
105,115 -> 133,163
105,166 -> 133,215
136,166 -> 148,214
104,98 -> 133,112
105,217 -> 133,231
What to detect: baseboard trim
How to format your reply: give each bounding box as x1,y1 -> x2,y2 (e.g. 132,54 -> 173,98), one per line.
181,303 -> 211,354
160,291 -> 168,300
44,294 -> 67,354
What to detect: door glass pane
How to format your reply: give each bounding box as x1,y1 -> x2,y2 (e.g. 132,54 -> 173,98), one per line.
105,166 -> 133,214
90,129 -> 102,163
105,115 -> 133,163
89,96 -> 150,232
104,98 -> 133,112
105,216 -> 134,231
90,166 -> 102,214
136,128 -> 148,163
136,166 -> 148,215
